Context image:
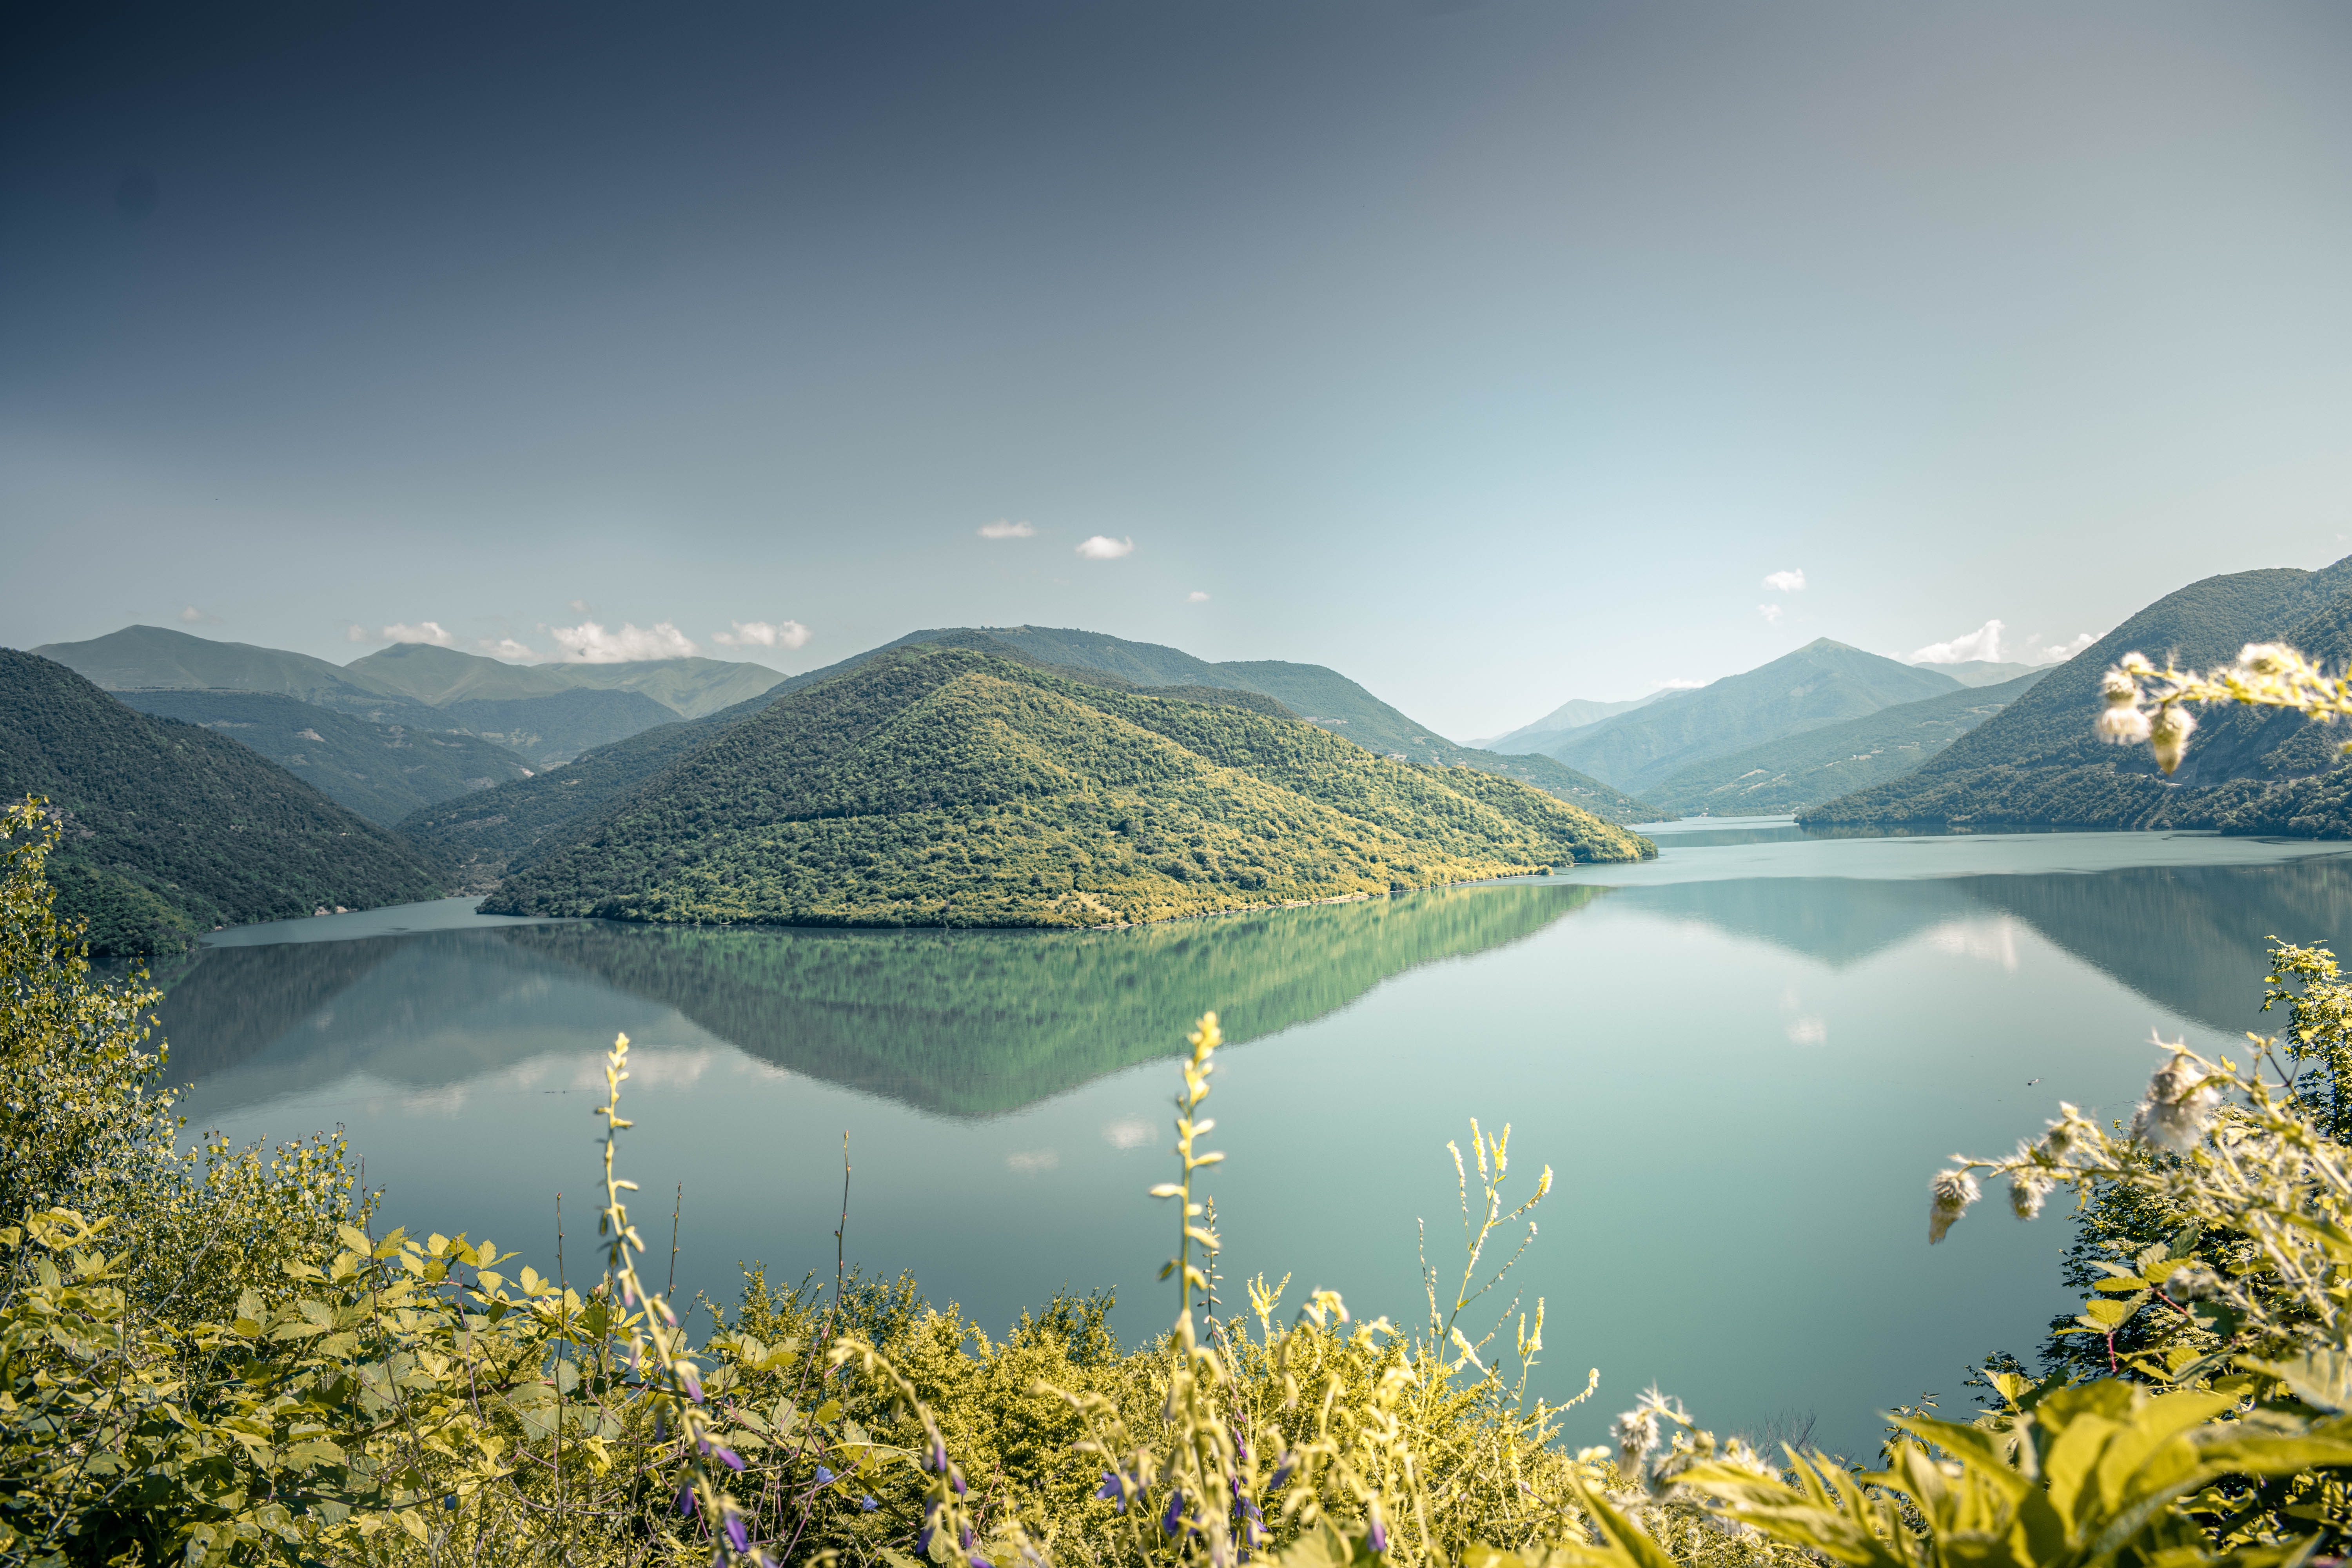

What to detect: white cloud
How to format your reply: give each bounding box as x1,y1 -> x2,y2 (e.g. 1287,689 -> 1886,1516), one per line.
546,619 -> 699,662
978,519 -> 1035,540
382,621 -> 456,647
1763,568 -> 1806,593
568,599 -> 591,614
180,605 -> 206,624
1786,1016 -> 1828,1046
1187,590 -> 1211,603
1075,535 -> 1135,560
1102,1116 -> 1154,1150
1758,603 -> 1783,624
713,619 -> 812,651
1911,619 -> 2005,664
479,637 -> 537,661
1007,1148 -> 1060,1173
345,623 -> 370,642
1659,677 -> 1705,689
2025,631 -> 2097,665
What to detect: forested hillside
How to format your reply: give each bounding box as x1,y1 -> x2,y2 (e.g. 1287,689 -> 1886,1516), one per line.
111,690 -> 530,825
34,624 -> 425,720
1547,640 -> 1961,794
1642,671 -> 2045,815
1803,557 -> 2352,829
0,652 -> 444,953
484,647 -> 1651,927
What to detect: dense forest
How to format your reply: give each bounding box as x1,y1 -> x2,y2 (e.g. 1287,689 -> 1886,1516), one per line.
485,647 -> 1652,927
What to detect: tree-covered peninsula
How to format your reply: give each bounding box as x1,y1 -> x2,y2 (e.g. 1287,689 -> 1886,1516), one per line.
482,647 -> 1653,927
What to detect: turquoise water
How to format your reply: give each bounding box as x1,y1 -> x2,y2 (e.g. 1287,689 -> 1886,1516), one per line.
160,821 -> 2352,1456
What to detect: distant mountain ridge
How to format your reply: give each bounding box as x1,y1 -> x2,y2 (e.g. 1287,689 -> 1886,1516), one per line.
1641,671 -> 2046,815
1475,691 -> 1674,752
483,646 -> 1653,927
0,652 -> 444,953
1802,556 -> 2352,830
1542,639 -> 1963,795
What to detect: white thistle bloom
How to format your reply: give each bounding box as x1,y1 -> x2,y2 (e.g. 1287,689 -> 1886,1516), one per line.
2149,704 -> 2198,775
2008,1167 -> 2054,1220
2236,643 -> 2290,677
2043,1104 -> 2094,1159
2132,1050 -> 2220,1154
2164,1261 -> 2222,1299
1611,1407 -> 1659,1475
2120,651 -> 2156,676
1928,1167 -> 1980,1243
2100,669 -> 2140,706
2095,704 -> 2152,745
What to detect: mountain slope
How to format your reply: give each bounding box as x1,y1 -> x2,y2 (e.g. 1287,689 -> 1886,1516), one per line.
1477,692 -> 1671,751
0,652 -> 445,953
346,643 -> 785,718
1802,557 -> 2352,829
1642,671 -> 2047,815
1546,640 -> 1963,795
1932,661 -> 2045,688
435,688 -> 682,768
33,625 -> 419,718
109,690 -> 532,826
483,647 -> 1651,928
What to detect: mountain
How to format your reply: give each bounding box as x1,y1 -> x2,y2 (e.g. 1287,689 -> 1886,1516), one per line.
345,642 -> 783,718
109,690 -> 532,826
32,625 -> 421,720
0,652 -> 445,954
1925,660 -> 2044,688
1801,557 -> 2352,830
1639,671 -> 2047,816
432,688 -> 682,768
1474,691 -> 1673,752
482,646 -> 1652,927
1542,640 -> 1964,796
860,627 -> 1663,822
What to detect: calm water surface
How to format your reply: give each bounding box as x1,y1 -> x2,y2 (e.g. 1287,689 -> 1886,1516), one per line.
161,820 -> 2352,1456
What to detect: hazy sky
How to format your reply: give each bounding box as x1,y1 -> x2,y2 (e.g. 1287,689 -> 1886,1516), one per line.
6,1 -> 2351,737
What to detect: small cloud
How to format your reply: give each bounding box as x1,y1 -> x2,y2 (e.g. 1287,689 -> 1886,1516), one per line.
1787,1016 -> 1828,1046
179,605 -> 209,625
479,637 -> 537,661
713,619 -> 812,651
1075,535 -> 1135,561
382,621 -> 456,647
1187,591 -> 1211,604
978,519 -> 1036,540
1007,1148 -> 1060,1173
345,623 -> 370,642
1911,619 -> 2003,664
546,620 -> 699,663
1758,603 -> 1783,624
1658,677 -> 1705,690
2025,631 -> 2096,665
1102,1116 -> 1153,1151
568,599 -> 592,615
1762,568 -> 1806,593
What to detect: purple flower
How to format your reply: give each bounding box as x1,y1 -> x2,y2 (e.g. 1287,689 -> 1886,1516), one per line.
677,1484 -> 697,1517
971,1556 -> 994,1568
860,1495 -> 879,1512
726,1516 -> 749,1553
1095,1472 -> 1127,1513
1163,1490 -> 1185,1536
960,1527 -> 974,1549
680,1366 -> 707,1403
814,1465 -> 839,1487
951,1469 -> 967,1495
917,1528 -> 935,1557
1270,1455 -> 1294,1489
1367,1512 -> 1387,1555
929,1437 -> 949,1472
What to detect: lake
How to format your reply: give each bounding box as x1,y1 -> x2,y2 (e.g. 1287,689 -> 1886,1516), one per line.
156,819 -> 2352,1458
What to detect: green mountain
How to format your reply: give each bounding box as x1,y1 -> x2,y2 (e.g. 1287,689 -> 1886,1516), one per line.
1800,557 -> 2352,830
0,652 -> 445,954
32,625 -> 419,719
1931,660 -> 2045,688
434,688 -> 683,768
839,627 -> 1663,822
1544,640 -> 1963,796
1475,691 -> 1671,752
345,642 -> 784,719
1639,672 -> 2046,815
483,646 -> 1651,927
109,690 -> 532,826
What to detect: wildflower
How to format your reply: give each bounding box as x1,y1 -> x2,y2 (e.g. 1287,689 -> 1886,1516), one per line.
1928,1168 -> 1980,1244
677,1484 -> 697,1517
2133,1049 -> 2220,1154
917,1528 -> 935,1557
2043,1106 -> 2092,1159
971,1557 -> 995,1568
814,1465 -> 838,1487
861,1495 -> 880,1512
1096,1472 -> 1130,1514
2165,1261 -> 2222,1299
1269,1454 -> 1294,1489
2238,643 -> 2290,677
726,1516 -> 750,1553
710,1444 -> 745,1472
2100,668 -> 2139,706
2149,704 -> 2197,774
1367,1504 -> 1388,1555
951,1468 -> 967,1495
1163,1488 -> 1186,1536
1611,1406 -> 1658,1475
2094,704 -> 2152,746
679,1364 -> 706,1403
929,1437 -> 949,1472
2008,1167 -> 2053,1221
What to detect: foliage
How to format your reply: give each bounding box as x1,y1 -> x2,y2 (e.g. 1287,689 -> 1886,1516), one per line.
1642,674 -> 2042,816
111,690 -> 531,827
0,654 -> 445,953
1545,640 -> 1963,797
483,648 -> 1651,929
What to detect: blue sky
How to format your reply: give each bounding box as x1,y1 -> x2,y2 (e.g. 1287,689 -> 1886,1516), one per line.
5,1 -> 2350,737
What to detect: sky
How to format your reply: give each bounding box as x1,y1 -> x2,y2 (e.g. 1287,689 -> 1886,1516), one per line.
5,0 -> 2351,739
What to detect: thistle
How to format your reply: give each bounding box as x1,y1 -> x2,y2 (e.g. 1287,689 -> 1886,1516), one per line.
1927,1167 -> 1980,1243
